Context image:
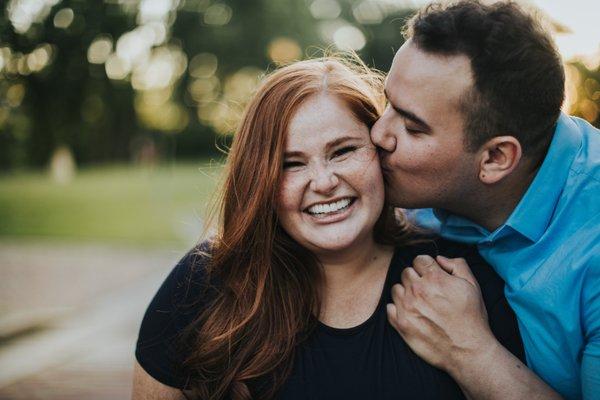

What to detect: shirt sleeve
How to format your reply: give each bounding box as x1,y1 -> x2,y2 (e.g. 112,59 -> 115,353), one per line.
405,208 -> 442,233
135,244 -> 212,389
581,252 -> 600,399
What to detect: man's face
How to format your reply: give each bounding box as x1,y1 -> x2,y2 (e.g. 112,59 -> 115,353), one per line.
371,40 -> 480,210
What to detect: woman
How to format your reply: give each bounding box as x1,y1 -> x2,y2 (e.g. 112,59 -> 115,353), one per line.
132,55 -> 523,400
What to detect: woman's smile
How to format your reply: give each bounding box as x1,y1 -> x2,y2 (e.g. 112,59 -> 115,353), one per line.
304,197 -> 357,223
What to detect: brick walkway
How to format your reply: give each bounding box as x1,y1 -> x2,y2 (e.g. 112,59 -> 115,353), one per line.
0,241 -> 187,400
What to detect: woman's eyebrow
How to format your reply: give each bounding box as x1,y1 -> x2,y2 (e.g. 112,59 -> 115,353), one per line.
325,136 -> 362,151
284,136 -> 363,158
283,150 -> 305,158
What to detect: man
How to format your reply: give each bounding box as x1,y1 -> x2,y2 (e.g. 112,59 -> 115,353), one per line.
371,1 -> 600,399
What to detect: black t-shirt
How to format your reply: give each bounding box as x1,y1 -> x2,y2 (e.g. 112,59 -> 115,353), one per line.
135,239 -> 524,399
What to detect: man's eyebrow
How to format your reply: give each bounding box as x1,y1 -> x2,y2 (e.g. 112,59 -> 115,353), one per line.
383,88 -> 431,131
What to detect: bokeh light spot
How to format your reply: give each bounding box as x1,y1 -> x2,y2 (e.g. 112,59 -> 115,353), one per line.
189,53 -> 218,78
17,56 -> 30,75
105,54 -> 131,80
7,0 -> 59,34
580,99 -> 599,122
7,84 -> 26,108
333,25 -> 366,50
268,37 -> 302,65
310,0 -> 341,20
53,8 -> 74,29
353,1 -> 384,25
223,67 -> 262,103
135,92 -> 189,132
138,0 -> 176,24
564,64 -> 581,111
584,78 -> 600,98
116,29 -> 150,67
27,44 -> 52,72
189,77 -> 220,103
204,4 -> 232,26
87,35 -> 113,65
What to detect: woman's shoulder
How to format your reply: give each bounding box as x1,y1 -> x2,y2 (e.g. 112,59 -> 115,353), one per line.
135,240 -> 215,389
392,236 -> 502,298
167,241 -> 214,302
394,235 -> 482,267
392,236 -> 463,260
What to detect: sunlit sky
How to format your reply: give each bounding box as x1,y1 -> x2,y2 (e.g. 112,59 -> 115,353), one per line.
407,0 -> 600,63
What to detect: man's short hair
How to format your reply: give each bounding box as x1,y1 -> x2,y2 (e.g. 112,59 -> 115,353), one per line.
404,0 -> 565,160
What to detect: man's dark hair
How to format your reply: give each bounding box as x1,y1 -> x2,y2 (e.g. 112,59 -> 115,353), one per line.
404,0 -> 565,160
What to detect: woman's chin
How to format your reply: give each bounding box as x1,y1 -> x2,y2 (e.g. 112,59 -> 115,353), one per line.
305,232 -> 369,255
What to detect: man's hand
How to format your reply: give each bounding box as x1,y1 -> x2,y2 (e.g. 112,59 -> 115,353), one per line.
387,255 -> 563,399
386,255 -> 497,373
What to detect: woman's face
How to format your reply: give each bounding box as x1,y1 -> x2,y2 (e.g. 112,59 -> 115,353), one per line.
276,93 -> 385,255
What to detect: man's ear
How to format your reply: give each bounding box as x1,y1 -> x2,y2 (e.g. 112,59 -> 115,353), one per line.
477,136 -> 522,184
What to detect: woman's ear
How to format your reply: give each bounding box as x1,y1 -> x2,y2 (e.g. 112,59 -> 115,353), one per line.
477,136 -> 522,184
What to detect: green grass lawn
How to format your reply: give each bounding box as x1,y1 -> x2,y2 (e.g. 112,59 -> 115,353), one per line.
0,162 -> 224,247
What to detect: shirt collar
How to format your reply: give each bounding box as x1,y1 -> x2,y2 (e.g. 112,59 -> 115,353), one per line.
505,113 -> 582,242
434,113 -> 582,243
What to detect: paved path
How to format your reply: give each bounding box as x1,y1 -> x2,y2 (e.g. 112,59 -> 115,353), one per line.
0,241 -> 187,400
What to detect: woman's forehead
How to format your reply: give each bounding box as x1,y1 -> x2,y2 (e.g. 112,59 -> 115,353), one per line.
285,94 -> 369,152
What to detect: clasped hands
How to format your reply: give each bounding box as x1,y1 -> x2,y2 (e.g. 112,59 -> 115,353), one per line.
386,255 -> 499,375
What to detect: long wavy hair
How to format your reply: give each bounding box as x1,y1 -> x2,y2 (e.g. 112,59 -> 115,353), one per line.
180,54 -> 416,400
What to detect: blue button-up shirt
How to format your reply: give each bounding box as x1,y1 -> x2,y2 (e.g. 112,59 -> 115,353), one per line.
413,114 -> 600,399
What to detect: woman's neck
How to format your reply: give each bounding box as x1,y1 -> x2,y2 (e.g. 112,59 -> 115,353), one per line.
315,237 -> 394,328
316,237 -> 392,290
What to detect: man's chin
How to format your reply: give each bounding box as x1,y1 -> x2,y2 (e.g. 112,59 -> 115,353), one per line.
385,191 -> 428,210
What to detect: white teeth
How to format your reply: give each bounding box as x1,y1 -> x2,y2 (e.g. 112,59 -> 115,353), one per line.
307,198 -> 352,215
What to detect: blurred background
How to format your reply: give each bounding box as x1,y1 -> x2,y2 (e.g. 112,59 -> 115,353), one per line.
0,0 -> 598,398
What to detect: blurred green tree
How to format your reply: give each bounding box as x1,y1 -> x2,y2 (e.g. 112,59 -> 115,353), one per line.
0,0 -> 417,171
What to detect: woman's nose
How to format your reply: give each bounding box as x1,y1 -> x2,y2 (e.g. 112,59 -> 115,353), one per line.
309,164 -> 339,194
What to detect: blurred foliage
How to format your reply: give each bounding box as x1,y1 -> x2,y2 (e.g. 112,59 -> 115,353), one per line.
567,61 -> 600,127
1,0 -> 597,172
0,0 -> 413,171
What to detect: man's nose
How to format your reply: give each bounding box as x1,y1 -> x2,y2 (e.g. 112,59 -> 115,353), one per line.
309,164 -> 339,194
371,114 -> 397,153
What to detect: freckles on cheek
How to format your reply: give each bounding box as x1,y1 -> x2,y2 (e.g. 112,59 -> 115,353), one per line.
357,160 -> 385,196
275,178 -> 301,212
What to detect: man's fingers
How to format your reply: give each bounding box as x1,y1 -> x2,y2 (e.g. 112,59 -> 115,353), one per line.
391,283 -> 405,304
412,254 -> 440,276
401,267 -> 421,288
436,256 -> 478,287
386,303 -> 397,326
387,303 -> 410,336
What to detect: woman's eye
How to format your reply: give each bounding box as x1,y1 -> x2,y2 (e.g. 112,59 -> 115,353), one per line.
283,161 -> 304,170
332,146 -> 357,158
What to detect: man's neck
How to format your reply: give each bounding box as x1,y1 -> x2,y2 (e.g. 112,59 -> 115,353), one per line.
451,165 -> 539,233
